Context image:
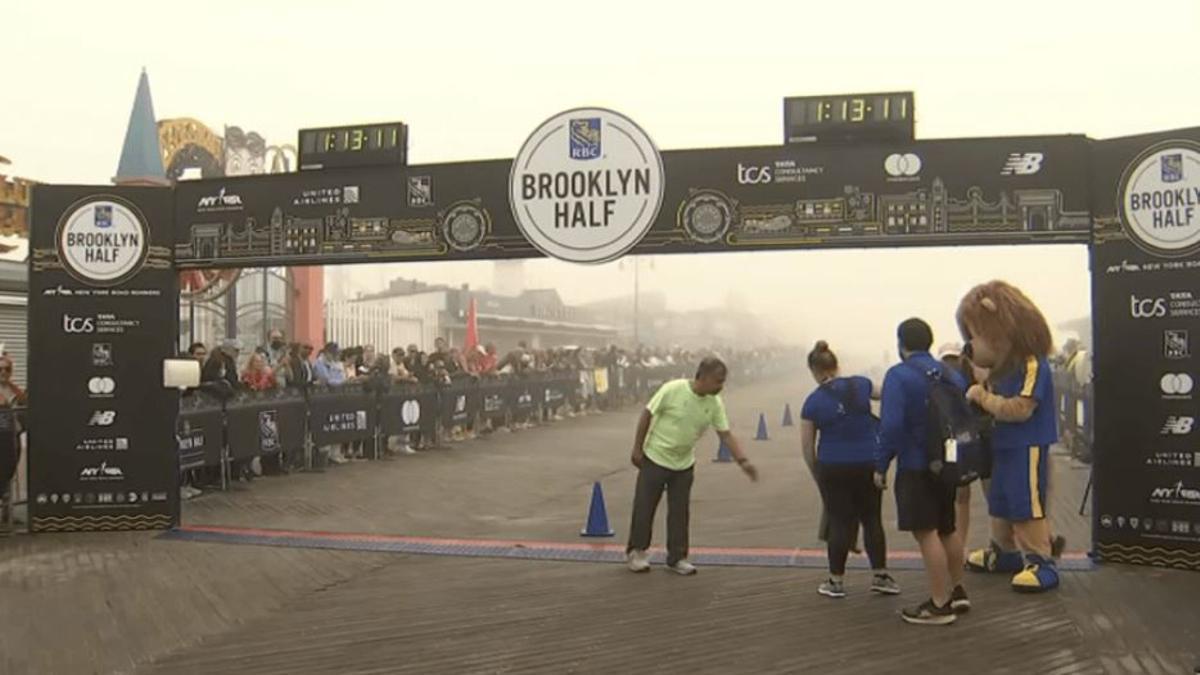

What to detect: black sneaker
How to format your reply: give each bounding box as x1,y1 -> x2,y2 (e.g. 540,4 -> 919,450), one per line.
901,599 -> 957,626
950,585 -> 971,614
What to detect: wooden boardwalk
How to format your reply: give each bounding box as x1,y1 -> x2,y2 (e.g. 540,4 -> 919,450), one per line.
1,377 -> 1197,674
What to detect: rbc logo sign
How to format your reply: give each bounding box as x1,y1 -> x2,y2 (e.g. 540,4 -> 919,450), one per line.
93,205 -> 113,229
569,118 -> 601,160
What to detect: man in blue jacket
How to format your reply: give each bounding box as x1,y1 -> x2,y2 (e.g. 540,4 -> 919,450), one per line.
876,318 -> 968,626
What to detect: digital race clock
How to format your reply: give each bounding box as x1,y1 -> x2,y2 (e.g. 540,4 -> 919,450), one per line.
297,122 -> 409,171
784,92 -> 914,144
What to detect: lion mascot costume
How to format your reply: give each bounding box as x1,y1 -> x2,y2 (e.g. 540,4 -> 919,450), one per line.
956,280 -> 1062,593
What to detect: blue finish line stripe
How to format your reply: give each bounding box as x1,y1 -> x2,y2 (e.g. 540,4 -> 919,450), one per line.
160,525 -> 1096,571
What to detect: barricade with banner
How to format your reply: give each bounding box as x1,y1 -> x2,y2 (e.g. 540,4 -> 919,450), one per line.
225,388 -> 307,461
177,391 -> 224,471
308,382 -> 377,447
379,382 -> 439,438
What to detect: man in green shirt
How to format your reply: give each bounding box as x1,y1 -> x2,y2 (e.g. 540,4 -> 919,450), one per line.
627,357 -> 758,575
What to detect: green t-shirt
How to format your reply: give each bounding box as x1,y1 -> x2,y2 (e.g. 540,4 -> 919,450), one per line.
642,379 -> 731,471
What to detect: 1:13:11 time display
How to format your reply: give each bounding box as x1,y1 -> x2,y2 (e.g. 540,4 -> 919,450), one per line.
807,94 -> 910,124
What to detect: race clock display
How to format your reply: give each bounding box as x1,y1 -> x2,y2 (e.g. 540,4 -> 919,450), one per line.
784,92 -> 915,144
298,122 -> 408,171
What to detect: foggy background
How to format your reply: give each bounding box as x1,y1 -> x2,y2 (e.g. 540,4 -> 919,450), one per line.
326,244 -> 1091,378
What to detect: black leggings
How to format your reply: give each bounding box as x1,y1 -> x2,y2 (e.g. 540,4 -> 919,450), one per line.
815,463 -> 887,575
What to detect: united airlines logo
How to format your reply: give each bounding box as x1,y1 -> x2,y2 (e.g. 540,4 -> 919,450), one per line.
1162,153 -> 1183,183
1000,152 -> 1044,176
569,118 -> 602,160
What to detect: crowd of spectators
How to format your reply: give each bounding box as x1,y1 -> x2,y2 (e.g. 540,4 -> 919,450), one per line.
177,329 -> 790,496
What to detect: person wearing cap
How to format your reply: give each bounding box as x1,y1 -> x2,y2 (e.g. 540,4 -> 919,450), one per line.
312,342 -> 349,464
313,342 -> 346,386
937,343 -> 963,373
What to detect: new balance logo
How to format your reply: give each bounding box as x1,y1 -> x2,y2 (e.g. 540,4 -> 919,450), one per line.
1000,152 -> 1044,176
1161,416 -> 1195,435
88,410 -> 117,426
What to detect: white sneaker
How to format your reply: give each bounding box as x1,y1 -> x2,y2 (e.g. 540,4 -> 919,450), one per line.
401,445 -> 417,455
669,559 -> 697,576
627,549 -> 651,573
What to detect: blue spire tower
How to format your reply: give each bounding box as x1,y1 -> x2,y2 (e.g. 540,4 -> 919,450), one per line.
113,69 -> 169,186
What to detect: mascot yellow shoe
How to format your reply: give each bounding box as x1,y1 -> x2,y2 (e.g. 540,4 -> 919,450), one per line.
1011,554 -> 1060,593
966,542 -> 1024,573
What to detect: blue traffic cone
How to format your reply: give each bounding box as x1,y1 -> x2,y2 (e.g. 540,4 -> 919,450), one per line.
580,481 -> 615,537
755,413 -> 769,441
713,439 -> 734,463
782,403 -> 794,427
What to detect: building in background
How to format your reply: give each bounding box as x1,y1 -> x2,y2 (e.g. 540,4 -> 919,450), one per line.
354,277 -> 619,352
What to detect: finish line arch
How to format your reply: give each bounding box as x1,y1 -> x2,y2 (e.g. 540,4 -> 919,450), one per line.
26,107 -> 1200,572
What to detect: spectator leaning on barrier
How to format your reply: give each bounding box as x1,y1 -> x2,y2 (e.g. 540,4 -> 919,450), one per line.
314,342 -> 346,386
241,352 -> 277,392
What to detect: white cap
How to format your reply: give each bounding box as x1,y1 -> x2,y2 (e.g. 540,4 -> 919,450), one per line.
937,342 -> 962,359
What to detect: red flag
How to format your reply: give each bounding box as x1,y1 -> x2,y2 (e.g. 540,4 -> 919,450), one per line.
464,297 -> 479,351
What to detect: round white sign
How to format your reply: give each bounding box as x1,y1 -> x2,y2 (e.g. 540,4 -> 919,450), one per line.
509,108 -> 664,264
1118,141 -> 1200,258
56,198 -> 149,285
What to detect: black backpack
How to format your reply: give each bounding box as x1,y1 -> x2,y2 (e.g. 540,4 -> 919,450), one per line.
903,361 -> 983,487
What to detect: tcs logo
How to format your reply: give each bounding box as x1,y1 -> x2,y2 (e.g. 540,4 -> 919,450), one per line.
737,163 -> 772,185
1131,295 -> 1167,319
63,315 -> 95,333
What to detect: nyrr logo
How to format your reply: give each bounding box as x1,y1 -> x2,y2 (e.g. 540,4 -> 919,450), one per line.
63,315 -> 95,333
737,163 -> 772,185
1150,481 -> 1200,506
196,187 -> 244,212
569,118 -> 602,161
1000,152 -> 1044,176
1131,295 -> 1167,318
78,461 -> 124,481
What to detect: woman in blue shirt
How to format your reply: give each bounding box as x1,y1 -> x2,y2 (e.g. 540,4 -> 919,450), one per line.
800,341 -> 899,599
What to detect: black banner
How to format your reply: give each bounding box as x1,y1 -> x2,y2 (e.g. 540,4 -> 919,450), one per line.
174,136 -> 1092,270
1091,126 -> 1200,571
439,380 -> 481,428
29,186 -> 178,532
477,379 -> 510,422
225,388 -> 306,460
178,392 -> 224,470
379,384 -> 438,436
308,383 -> 376,446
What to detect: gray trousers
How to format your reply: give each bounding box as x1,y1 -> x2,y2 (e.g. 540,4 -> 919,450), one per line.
626,459 -> 695,566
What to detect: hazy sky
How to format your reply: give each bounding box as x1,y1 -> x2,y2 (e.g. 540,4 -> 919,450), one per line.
4,0 -> 1194,356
